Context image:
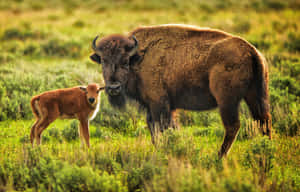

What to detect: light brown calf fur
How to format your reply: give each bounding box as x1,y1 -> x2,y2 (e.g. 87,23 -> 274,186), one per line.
30,83 -> 104,147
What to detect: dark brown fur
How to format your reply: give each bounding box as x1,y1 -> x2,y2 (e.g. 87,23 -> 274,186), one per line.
90,24 -> 271,158
30,84 -> 104,147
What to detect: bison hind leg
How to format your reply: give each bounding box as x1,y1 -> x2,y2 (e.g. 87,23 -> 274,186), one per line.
218,101 -> 241,158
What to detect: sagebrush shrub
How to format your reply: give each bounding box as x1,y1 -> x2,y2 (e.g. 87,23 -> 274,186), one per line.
285,32 -> 300,53
243,137 -> 276,185
92,153 -> 121,174
40,38 -> 83,58
1,27 -> 46,41
62,120 -> 79,142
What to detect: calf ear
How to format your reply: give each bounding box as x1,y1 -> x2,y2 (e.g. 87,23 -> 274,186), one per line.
90,53 -> 101,64
80,86 -> 87,93
97,86 -> 105,93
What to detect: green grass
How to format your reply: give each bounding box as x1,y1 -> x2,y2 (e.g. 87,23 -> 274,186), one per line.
0,120 -> 299,191
0,0 -> 299,191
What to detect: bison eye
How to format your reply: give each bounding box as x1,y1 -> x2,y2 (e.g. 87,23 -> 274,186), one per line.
125,45 -> 134,52
121,60 -> 129,69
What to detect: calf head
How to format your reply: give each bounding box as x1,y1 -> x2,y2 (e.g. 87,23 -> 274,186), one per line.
80,84 -> 104,108
89,34 -> 139,109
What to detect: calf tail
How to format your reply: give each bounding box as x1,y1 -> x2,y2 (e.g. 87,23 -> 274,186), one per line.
30,96 -> 40,119
30,95 -> 41,145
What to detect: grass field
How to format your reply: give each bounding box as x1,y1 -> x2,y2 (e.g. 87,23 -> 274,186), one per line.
0,0 -> 299,191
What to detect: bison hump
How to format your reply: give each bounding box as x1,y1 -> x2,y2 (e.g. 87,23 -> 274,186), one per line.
130,24 -> 232,51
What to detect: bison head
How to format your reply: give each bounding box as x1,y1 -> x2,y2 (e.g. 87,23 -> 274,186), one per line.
90,34 -> 139,109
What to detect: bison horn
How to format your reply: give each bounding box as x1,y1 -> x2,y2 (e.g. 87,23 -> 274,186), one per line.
92,35 -> 99,51
129,35 -> 139,56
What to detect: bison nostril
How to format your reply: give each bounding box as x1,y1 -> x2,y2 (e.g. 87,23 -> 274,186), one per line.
88,98 -> 95,103
109,84 -> 121,90
107,83 -> 121,96
107,87 -> 121,96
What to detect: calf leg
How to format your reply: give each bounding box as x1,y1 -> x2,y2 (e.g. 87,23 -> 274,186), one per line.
79,118 -> 90,148
32,111 -> 48,146
36,119 -> 52,145
78,122 -> 85,148
36,105 -> 59,145
30,118 -> 40,146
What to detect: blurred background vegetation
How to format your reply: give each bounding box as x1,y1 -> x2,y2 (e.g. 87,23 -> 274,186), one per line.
0,0 -> 299,191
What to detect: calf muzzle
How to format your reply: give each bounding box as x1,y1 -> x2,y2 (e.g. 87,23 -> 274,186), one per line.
88,97 -> 95,104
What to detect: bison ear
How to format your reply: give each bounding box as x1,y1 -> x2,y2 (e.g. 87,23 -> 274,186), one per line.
127,35 -> 138,56
80,86 -> 87,93
90,53 -> 101,64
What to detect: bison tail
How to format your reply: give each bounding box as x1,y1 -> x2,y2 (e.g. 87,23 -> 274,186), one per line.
30,96 -> 40,119
246,48 -> 272,138
253,50 -> 270,114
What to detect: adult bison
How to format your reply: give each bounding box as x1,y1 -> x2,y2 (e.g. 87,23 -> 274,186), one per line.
90,24 -> 271,158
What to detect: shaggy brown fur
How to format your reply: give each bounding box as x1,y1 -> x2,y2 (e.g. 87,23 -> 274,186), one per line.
90,24 -> 271,158
30,84 -> 104,147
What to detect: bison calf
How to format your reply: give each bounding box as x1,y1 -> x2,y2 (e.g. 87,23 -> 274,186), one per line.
30,83 -> 104,147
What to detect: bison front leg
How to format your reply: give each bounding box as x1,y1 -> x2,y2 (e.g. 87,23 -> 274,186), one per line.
146,111 -> 156,144
170,110 -> 180,130
148,103 -> 172,144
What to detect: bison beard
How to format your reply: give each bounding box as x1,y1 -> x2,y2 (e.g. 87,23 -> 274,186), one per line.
107,92 -> 126,109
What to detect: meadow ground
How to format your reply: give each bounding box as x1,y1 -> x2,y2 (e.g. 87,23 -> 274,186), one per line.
0,0 -> 299,191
